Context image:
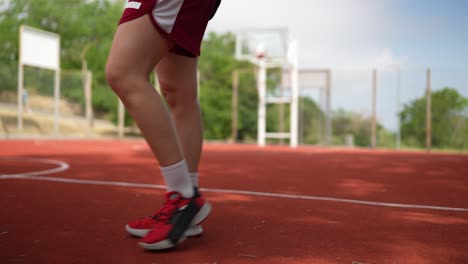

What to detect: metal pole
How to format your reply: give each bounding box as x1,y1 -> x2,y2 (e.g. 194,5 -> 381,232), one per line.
231,70 -> 239,142
279,85 -> 285,145
299,96 -> 304,145
317,86 -> 323,144
53,35 -> 61,137
118,99 -> 125,138
290,60 -> 299,148
396,67 -> 401,149
18,65 -> 24,134
53,69 -> 60,136
371,69 -> 377,148
17,26 -> 24,134
85,71 -> 93,137
257,61 -> 267,147
426,68 -> 432,152
325,70 -> 332,146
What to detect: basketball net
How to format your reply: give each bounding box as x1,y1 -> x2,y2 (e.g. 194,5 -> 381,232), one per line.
254,43 -> 266,60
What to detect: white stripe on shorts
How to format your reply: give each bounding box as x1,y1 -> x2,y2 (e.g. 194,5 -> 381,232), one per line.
125,1 -> 142,10
152,0 -> 184,34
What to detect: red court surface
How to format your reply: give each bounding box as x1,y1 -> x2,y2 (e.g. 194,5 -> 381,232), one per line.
1,140 -> 467,264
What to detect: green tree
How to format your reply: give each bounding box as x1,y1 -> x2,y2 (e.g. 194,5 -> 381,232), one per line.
400,87 -> 468,149
331,109 -> 394,147
265,97 -> 325,145
332,109 -> 370,146
198,32 -> 256,140
0,0 -> 122,68
0,0 -> 123,119
300,97 -> 326,144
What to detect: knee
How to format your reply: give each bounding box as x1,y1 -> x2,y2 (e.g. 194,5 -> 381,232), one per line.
160,82 -> 178,109
159,80 -> 198,113
161,88 -> 176,109
105,62 -> 130,96
106,64 -> 149,111
105,63 -> 121,90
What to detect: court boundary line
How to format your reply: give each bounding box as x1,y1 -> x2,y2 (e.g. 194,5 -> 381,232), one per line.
1,173 -> 467,212
0,157 -> 69,178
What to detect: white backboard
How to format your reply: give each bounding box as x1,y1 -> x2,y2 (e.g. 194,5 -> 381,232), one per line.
20,25 -> 60,70
235,28 -> 289,64
298,70 -> 328,89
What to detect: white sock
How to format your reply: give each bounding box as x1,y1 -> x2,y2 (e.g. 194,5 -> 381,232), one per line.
160,160 -> 194,198
189,172 -> 199,187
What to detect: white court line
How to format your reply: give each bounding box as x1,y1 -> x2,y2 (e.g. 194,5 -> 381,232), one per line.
1,172 -> 467,212
0,157 -> 69,179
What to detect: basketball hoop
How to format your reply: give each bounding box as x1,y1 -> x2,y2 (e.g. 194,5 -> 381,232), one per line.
255,52 -> 265,60
234,28 -> 289,66
233,28 -> 300,148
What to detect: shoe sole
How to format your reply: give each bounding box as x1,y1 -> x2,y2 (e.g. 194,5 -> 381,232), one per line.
190,202 -> 212,227
126,202 -> 212,238
139,236 -> 187,250
125,224 -> 203,238
138,202 -> 212,250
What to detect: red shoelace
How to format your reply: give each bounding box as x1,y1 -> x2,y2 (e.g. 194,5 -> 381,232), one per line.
151,192 -> 182,226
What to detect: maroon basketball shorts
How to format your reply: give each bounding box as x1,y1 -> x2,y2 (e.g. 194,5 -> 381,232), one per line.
119,0 -> 218,57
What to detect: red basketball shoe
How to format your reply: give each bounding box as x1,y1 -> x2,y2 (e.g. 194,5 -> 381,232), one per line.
126,189 -> 211,250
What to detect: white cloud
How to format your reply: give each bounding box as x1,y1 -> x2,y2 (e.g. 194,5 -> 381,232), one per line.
207,0 -> 415,130
208,0 -> 399,69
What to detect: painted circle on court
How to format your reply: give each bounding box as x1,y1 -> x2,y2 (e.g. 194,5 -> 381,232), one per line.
0,157 -> 70,178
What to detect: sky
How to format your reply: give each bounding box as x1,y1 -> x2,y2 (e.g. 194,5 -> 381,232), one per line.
206,0 -> 468,131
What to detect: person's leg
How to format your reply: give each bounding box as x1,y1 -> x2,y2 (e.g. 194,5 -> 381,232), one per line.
156,53 -> 203,187
106,14 -> 193,198
124,53 -> 210,242
107,14 -> 210,250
